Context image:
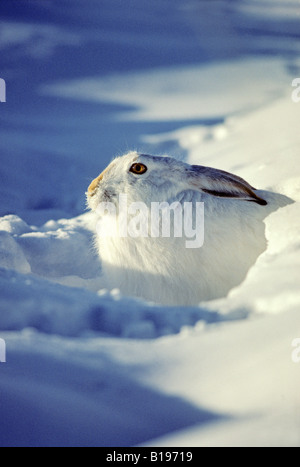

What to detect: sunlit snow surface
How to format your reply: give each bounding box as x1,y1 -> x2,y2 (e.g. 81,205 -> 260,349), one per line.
0,0 -> 300,447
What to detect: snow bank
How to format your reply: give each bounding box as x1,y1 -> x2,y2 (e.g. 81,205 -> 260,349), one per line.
0,266 -> 225,339
238,0 -> 300,20
43,58 -> 291,121
142,308 -> 300,447
0,21 -> 81,59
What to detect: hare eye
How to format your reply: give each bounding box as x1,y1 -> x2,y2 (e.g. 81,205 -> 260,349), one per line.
130,163 -> 148,175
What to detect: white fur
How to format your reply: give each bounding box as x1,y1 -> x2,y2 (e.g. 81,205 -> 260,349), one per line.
87,151 -> 290,306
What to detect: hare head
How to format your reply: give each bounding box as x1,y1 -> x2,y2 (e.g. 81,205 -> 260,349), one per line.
87,151 -> 267,210
87,151 -> 275,306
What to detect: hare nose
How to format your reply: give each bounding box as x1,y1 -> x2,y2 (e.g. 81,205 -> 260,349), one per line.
88,173 -> 104,195
88,166 -> 110,196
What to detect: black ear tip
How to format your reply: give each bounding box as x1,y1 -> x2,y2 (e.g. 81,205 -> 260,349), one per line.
255,197 -> 268,206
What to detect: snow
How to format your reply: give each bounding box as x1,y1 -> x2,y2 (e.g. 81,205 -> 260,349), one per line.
0,0 -> 300,447
0,21 -> 81,58
43,58 -> 292,121
237,0 -> 300,20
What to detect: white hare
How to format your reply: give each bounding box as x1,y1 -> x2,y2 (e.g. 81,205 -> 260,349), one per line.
87,151 -> 289,306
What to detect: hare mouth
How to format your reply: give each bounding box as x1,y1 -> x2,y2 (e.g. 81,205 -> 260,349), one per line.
100,189 -> 116,202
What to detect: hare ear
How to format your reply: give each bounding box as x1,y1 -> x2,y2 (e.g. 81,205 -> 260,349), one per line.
188,165 -> 268,206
